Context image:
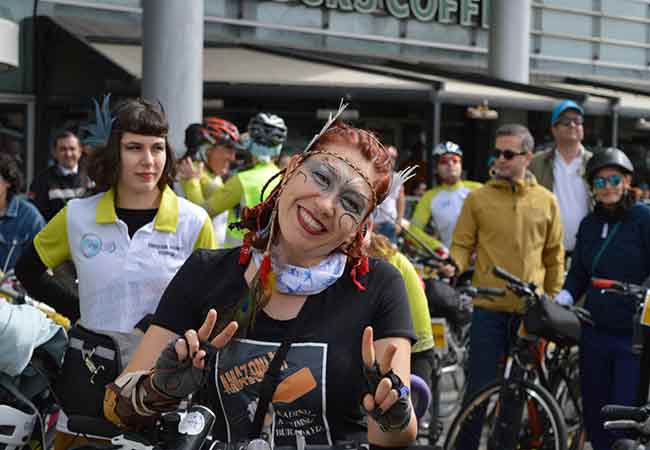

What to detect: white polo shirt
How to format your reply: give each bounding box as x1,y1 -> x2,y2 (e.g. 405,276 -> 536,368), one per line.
553,149 -> 590,252
34,186 -> 215,333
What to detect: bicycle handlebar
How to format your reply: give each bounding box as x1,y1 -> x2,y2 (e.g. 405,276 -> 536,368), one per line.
492,266 -> 523,287
591,278 -> 648,305
592,278 -> 626,290
602,405 -> 650,423
458,286 -> 505,298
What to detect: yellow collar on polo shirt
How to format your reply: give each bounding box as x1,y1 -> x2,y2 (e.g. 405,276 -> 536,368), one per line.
95,186 -> 179,232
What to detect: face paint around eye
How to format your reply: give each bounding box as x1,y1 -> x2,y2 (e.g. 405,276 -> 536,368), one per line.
298,155 -> 373,221
311,168 -> 331,188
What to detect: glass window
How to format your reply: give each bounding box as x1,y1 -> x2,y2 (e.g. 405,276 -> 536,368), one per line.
0,103 -> 28,186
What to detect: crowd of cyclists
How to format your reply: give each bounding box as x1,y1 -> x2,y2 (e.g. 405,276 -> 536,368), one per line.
1,94 -> 650,450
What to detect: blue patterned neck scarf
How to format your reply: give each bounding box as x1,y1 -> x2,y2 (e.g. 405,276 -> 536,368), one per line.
251,249 -> 347,296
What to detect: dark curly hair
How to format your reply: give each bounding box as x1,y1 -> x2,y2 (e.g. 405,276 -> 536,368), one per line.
0,152 -> 24,200
87,98 -> 176,192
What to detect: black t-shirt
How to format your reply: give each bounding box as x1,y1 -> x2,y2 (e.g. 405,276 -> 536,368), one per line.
152,248 -> 415,445
115,208 -> 158,238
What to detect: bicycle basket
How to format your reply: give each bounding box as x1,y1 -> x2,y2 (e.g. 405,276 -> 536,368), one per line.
523,296 -> 581,346
425,279 -> 471,326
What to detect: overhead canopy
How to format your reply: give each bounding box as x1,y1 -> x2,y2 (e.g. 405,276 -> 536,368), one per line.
90,41 -> 589,112
547,82 -> 650,118
90,43 -> 433,92
47,15 -> 650,117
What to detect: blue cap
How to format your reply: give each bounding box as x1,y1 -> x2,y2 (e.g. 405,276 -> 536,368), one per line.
551,100 -> 584,126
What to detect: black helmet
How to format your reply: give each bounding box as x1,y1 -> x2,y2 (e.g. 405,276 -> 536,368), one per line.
585,147 -> 634,184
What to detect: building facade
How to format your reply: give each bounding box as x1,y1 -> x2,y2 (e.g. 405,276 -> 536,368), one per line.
2,0 -> 650,187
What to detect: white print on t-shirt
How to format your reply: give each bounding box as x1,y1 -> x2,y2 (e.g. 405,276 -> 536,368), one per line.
214,339 -> 332,447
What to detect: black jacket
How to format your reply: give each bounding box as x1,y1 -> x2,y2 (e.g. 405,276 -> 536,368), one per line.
28,165 -> 92,221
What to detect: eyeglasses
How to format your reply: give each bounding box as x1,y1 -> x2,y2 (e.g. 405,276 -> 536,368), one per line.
593,175 -> 622,189
555,116 -> 584,127
439,154 -> 461,165
493,149 -> 526,160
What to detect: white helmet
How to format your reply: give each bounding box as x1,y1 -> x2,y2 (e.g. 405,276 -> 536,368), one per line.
433,141 -> 463,158
0,404 -> 37,450
248,113 -> 288,147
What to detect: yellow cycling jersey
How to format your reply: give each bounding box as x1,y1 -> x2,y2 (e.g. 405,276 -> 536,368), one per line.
387,251 -> 434,353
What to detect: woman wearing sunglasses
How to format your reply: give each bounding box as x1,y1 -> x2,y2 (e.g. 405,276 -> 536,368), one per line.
555,147 -> 650,450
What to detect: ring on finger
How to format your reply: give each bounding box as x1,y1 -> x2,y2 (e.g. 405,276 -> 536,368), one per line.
396,385 -> 410,399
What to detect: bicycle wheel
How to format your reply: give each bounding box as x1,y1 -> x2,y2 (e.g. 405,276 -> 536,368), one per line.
444,379 -> 568,450
550,351 -> 585,450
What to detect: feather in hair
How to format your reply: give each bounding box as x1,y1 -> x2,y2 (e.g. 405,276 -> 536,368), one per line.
382,165 -> 418,202
303,98 -> 348,153
80,94 -> 115,148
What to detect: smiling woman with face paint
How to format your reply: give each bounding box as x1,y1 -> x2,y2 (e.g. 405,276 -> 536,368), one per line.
554,148 -> 650,450
106,119 -> 418,447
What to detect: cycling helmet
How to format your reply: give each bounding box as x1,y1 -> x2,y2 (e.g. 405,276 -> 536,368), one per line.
0,404 -> 37,450
585,147 -> 634,184
203,117 -> 241,148
247,113 -> 287,147
433,141 -> 463,158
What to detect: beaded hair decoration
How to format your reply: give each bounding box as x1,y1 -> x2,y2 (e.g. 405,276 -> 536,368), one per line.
238,100 -> 417,303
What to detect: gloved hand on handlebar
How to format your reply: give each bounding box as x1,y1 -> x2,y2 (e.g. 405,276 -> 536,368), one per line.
361,326 -> 413,433
153,309 -> 239,399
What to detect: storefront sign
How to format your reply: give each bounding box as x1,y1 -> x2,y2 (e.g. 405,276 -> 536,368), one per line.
277,0 -> 489,26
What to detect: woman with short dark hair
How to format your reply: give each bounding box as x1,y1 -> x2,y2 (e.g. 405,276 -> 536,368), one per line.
16,96 -> 215,333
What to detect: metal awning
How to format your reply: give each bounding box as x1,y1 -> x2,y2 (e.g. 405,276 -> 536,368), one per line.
90,43 -> 434,92
547,79 -> 650,118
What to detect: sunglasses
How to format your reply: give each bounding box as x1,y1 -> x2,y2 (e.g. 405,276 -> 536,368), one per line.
593,175 -> 622,189
555,116 -> 584,127
493,149 -> 526,160
439,154 -> 461,165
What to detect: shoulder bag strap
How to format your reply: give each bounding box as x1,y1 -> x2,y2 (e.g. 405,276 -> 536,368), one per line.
591,222 -> 621,275
248,303 -> 308,439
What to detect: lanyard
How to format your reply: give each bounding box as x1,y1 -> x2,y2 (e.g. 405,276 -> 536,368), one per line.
591,222 -> 621,275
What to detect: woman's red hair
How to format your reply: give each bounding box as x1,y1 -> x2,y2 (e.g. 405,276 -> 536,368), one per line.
232,121 -> 393,289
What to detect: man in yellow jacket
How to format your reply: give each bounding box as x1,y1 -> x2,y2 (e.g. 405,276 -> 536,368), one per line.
449,124 -> 564,449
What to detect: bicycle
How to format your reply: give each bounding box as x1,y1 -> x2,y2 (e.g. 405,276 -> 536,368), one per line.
544,341 -> 585,450
590,277 -> 650,450
592,277 -> 650,405
0,271 -> 69,450
601,403 -> 650,450
397,235 -> 472,445
68,403 -> 445,450
443,266 -> 591,450
422,285 -> 504,446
